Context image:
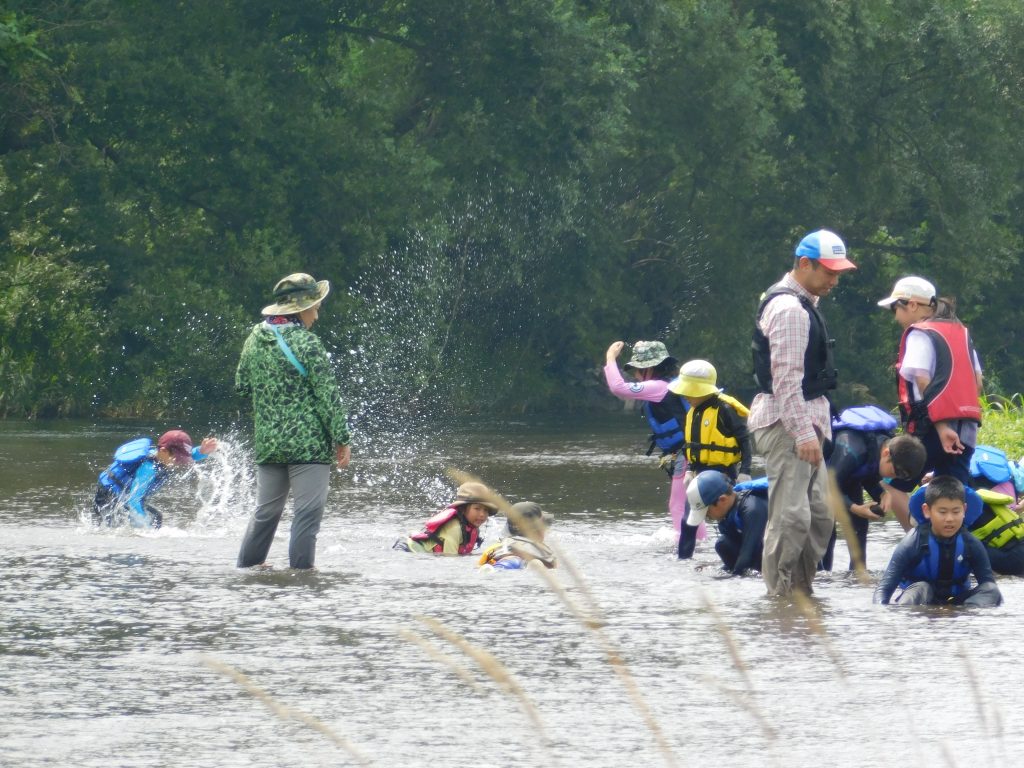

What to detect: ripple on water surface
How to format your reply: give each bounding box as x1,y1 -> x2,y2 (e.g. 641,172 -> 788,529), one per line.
2,418 -> 1024,767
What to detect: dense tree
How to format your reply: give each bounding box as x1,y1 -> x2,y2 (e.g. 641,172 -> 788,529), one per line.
1,1 -> 1022,420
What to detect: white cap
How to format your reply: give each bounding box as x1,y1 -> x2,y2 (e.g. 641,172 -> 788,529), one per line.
877,276 -> 937,308
685,471 -> 733,526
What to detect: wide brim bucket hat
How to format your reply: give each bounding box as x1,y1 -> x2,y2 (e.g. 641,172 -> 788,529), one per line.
669,359 -> 722,398
623,341 -> 673,370
261,273 -> 331,316
453,481 -> 499,513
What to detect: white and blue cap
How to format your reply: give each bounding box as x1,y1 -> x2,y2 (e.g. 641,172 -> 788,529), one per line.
794,229 -> 856,272
686,470 -> 734,526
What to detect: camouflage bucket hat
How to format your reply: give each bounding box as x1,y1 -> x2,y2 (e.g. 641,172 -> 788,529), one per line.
261,273 -> 331,316
624,340 -> 671,370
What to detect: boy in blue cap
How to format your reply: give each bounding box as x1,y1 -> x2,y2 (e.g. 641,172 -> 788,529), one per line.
686,470 -> 768,576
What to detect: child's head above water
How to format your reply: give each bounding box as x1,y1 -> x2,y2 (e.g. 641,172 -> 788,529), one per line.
453,481 -> 498,527
506,501 -> 553,540
923,475 -> 967,538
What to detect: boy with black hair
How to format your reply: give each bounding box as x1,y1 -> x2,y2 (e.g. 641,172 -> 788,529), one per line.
874,476 -> 1002,606
821,430 -> 926,570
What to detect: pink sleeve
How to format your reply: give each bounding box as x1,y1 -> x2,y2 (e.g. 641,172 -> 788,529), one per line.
603,362 -> 670,402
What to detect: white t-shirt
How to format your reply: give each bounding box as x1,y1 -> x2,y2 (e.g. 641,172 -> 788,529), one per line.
900,328 -> 982,400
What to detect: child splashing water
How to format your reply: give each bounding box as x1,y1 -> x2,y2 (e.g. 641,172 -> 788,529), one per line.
604,341 -> 706,546
93,430 -> 220,528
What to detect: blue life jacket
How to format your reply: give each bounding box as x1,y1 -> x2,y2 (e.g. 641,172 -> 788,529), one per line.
723,478 -> 769,535
642,394 -> 689,455
98,438 -> 155,493
902,526 -> 972,598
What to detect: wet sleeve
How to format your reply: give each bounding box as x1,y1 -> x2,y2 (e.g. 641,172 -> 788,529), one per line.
873,530 -> 918,604
964,535 -> 997,585
125,461 -> 157,523
302,334 -> 352,447
733,502 -> 767,575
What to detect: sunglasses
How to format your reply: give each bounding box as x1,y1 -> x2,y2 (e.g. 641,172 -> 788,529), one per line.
889,299 -> 910,313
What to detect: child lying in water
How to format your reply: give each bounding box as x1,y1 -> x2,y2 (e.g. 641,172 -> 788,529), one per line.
396,482 -> 497,555
478,501 -> 557,570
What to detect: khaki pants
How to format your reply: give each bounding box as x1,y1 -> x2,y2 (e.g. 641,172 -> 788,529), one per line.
754,423 -> 833,597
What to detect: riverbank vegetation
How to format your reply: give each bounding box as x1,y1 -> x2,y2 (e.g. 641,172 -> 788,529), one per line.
2,2 -> 1023,422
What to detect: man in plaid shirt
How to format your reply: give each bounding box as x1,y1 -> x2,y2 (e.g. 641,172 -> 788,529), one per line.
749,230 -> 856,597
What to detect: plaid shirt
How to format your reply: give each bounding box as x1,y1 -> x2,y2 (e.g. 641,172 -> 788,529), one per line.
747,273 -> 832,445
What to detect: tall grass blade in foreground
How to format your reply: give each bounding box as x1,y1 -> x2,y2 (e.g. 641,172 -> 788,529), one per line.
202,656 -> 376,767
412,615 -> 560,765
826,469 -> 871,585
790,589 -> 847,682
397,628 -> 488,693
447,469 -> 680,768
957,642 -> 1004,766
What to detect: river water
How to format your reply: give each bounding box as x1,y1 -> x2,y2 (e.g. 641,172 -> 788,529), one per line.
1,416 -> 1022,768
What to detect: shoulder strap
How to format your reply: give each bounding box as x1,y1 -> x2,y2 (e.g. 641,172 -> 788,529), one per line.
271,325 -> 308,377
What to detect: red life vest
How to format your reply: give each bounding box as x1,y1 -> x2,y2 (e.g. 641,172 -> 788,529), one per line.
897,320 -> 981,434
410,505 -> 479,554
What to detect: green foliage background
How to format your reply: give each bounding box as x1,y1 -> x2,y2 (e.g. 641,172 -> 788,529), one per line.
2,1 -> 1023,421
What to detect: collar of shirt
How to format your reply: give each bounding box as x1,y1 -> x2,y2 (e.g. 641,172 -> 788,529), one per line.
780,271 -> 819,306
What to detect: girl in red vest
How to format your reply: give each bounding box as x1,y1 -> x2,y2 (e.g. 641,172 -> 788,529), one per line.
397,482 -> 497,555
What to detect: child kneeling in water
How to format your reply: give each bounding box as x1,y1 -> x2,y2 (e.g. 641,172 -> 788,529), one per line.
397,482 -> 497,555
874,475 -> 1002,606
479,501 -> 557,570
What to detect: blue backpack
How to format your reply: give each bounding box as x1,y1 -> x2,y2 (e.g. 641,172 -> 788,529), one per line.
99,437 -> 153,493
831,405 -> 898,434
970,445 -> 1013,486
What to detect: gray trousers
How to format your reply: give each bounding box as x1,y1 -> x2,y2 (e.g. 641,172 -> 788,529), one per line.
237,463 -> 331,569
755,422 -> 833,597
897,580 -> 1003,607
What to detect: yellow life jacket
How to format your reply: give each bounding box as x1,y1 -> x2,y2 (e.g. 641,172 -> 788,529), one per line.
971,488 -> 1024,549
683,393 -> 749,470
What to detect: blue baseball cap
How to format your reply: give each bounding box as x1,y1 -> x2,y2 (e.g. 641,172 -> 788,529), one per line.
686,471 -> 734,525
795,229 -> 856,272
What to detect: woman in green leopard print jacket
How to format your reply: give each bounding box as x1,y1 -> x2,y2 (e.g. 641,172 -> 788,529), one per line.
235,272 -> 352,569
